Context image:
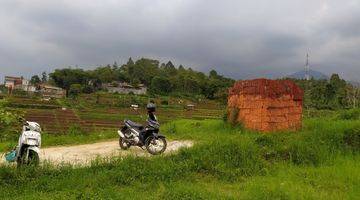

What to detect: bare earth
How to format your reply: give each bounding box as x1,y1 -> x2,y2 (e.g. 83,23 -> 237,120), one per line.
1,140 -> 193,166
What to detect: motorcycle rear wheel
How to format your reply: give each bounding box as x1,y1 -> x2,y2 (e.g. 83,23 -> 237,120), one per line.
119,137 -> 131,150
145,136 -> 167,155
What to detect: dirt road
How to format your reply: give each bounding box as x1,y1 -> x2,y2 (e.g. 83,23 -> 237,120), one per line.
1,140 -> 193,166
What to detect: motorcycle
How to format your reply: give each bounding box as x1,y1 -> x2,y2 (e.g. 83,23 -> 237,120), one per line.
118,107 -> 167,155
16,121 -> 42,166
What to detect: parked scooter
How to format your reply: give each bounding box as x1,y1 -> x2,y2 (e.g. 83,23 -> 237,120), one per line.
118,103 -> 167,155
16,121 -> 42,166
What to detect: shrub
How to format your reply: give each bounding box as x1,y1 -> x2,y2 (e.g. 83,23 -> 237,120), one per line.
0,100 -> 23,141
69,84 -> 82,98
227,107 -> 239,126
343,125 -> 360,152
161,100 -> 169,105
338,109 -> 360,120
67,124 -> 87,136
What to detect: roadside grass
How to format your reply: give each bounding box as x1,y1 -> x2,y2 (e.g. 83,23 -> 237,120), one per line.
0,116 -> 359,199
0,130 -> 117,152
41,130 -> 116,147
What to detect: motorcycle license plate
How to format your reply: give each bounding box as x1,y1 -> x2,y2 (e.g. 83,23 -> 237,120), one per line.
26,138 -> 38,146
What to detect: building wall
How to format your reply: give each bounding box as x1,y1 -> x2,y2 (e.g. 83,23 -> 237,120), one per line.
41,87 -> 66,98
106,86 -> 147,95
4,81 -> 15,88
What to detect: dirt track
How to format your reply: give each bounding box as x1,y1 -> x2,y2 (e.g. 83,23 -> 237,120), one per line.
1,140 -> 193,166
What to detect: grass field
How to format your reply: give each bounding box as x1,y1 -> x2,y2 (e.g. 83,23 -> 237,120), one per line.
0,112 -> 359,199
4,94 -> 225,135
0,94 -> 225,151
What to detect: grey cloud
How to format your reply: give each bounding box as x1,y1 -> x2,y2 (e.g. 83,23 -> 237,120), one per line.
0,0 -> 359,82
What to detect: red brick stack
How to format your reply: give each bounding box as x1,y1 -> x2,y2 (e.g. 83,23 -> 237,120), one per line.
228,79 -> 304,132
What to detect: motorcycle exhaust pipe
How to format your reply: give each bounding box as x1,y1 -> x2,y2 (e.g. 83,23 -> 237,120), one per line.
118,130 -> 125,138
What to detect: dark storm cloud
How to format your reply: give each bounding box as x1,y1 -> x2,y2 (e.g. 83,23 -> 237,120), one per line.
0,0 -> 359,82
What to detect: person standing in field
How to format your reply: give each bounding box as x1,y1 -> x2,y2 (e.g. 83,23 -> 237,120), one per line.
147,100 -> 157,123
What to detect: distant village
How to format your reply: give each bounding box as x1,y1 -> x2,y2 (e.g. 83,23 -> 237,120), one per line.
1,76 -> 147,99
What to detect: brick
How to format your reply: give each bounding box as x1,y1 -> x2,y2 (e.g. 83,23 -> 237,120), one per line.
228,79 -> 303,132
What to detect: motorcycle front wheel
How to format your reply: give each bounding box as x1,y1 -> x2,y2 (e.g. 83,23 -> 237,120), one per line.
17,149 -> 39,167
28,150 -> 39,166
145,136 -> 167,155
119,137 -> 131,150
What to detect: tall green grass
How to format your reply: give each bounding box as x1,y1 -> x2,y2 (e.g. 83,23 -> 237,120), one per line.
0,129 -> 117,152
0,117 -> 359,199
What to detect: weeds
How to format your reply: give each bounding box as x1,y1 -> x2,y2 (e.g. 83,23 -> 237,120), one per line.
337,108 -> 360,120
0,117 -> 359,199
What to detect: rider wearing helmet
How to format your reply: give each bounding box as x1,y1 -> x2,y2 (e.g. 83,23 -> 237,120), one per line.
138,101 -> 158,144
147,100 -> 157,123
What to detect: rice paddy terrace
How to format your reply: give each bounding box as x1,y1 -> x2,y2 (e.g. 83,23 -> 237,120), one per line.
7,95 -> 225,134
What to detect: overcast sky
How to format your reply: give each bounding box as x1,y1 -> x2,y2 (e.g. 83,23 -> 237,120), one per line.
0,0 -> 359,82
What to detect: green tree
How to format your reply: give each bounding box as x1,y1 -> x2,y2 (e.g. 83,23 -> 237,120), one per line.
209,69 -> 218,79
150,76 -> 172,94
69,84 -> 82,98
47,58 -> 235,100
329,74 -> 347,107
41,71 -> 48,83
164,61 -> 177,76
50,68 -> 88,96
30,75 -> 41,85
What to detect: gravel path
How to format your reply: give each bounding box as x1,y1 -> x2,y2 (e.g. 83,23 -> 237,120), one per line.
1,140 -> 193,166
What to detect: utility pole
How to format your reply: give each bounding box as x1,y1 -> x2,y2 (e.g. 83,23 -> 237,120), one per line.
305,53 -> 310,81
304,53 -> 311,117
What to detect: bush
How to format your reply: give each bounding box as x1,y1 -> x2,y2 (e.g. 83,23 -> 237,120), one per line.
67,124 -> 87,136
0,100 -> 23,141
69,84 -> 82,98
161,100 -> 169,105
338,109 -> 360,120
227,107 -> 239,126
343,126 -> 360,152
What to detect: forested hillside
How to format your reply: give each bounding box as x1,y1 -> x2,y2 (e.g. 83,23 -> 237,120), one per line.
289,74 -> 360,109
25,57 -> 360,110
46,58 -> 234,100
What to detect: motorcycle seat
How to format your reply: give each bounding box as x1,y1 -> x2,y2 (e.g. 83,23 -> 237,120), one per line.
125,120 -> 143,129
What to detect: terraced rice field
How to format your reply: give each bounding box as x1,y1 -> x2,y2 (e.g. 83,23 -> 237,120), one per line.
25,109 -> 86,133
18,95 -> 225,134
7,97 -> 61,109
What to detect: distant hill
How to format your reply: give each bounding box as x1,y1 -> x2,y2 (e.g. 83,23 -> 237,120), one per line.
287,70 -> 328,80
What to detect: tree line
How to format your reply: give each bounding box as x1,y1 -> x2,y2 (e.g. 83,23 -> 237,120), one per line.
39,58 -> 234,99
290,74 -> 360,109
27,57 -> 359,109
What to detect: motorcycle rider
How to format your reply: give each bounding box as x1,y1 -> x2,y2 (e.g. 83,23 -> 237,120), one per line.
147,100 -> 157,123
139,101 -> 158,143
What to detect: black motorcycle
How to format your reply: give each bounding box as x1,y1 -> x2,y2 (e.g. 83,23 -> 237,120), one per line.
117,105 -> 167,155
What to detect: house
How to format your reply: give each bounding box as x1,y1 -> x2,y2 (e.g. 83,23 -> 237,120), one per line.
105,82 -> 147,95
5,76 -> 22,89
4,76 -> 36,92
39,84 -> 66,99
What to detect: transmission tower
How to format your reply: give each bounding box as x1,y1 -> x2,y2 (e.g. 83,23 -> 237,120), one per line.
305,53 -> 310,81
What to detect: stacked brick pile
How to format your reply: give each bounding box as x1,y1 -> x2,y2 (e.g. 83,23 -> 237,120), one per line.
227,79 -> 303,132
